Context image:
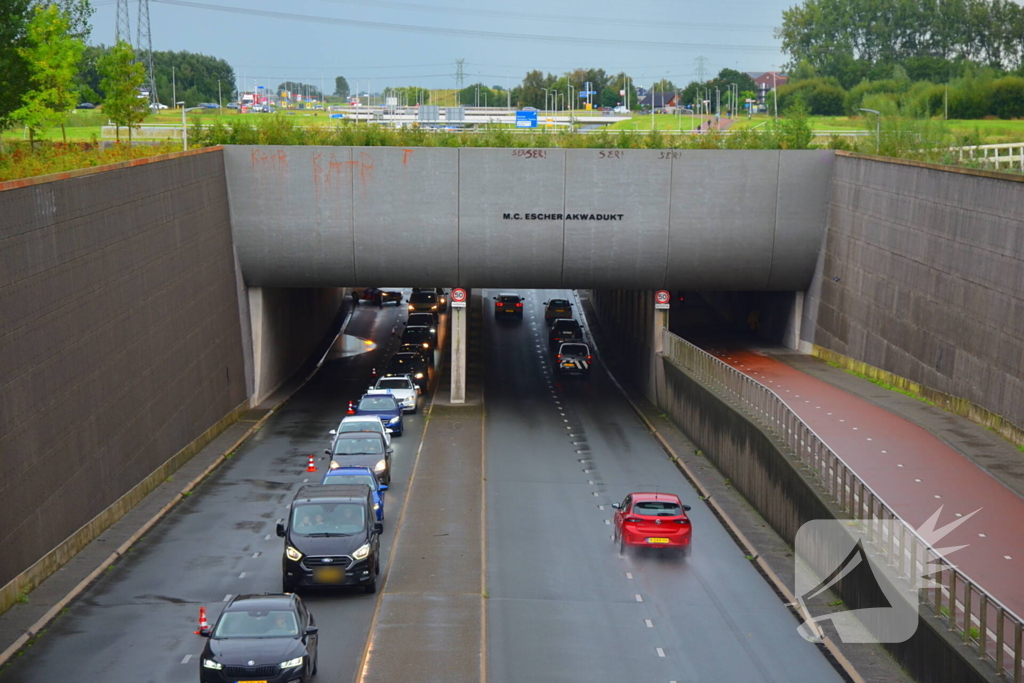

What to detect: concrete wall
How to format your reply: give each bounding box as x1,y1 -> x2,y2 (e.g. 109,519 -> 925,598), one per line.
807,153 -> 1024,430
223,146 -> 834,290
0,150 -> 249,593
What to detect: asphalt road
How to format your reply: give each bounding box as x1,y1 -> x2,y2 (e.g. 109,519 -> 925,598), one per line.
0,295 -> 435,683
482,289 -> 842,683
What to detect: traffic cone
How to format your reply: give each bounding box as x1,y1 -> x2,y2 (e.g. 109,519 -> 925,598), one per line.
346,400 -> 356,415
194,606 -> 208,634
306,454 -> 317,473
371,367 -> 377,379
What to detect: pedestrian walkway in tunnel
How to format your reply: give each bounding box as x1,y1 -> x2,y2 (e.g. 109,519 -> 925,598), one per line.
695,344 -> 1024,618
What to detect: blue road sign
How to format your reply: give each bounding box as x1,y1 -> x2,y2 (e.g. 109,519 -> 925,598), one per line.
515,110 -> 538,128
330,113 -> 344,119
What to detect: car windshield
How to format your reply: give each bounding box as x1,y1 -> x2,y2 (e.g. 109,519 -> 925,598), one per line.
214,609 -> 298,638
340,420 -> 382,435
410,292 -> 437,304
560,344 -> 589,356
408,315 -> 434,326
332,437 -> 384,455
633,501 -> 683,516
403,328 -> 430,341
291,502 -> 366,536
498,295 -> 520,303
377,379 -> 411,390
326,473 -> 377,489
548,299 -> 570,307
358,397 -> 398,412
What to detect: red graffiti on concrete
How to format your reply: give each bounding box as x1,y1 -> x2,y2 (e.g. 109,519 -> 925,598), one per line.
251,148 -> 288,170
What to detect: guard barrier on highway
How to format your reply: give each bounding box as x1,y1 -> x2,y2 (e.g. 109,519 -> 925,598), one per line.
662,330 -> 1024,682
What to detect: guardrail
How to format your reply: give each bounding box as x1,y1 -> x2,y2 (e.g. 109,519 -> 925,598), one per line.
662,330 -> 1023,682
952,143 -> 1024,171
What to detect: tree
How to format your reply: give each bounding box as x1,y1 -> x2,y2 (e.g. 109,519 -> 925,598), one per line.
649,78 -> 677,93
515,70 -> 555,108
334,75 -> 349,98
151,50 -> 235,105
98,39 -> 147,142
277,81 -> 321,99
0,0 -> 33,145
33,0 -> 92,41
460,82 -> 494,106
14,4 -> 85,144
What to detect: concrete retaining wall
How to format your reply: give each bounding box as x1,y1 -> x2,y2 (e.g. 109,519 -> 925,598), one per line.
806,152 -> 1024,432
0,149 -> 248,602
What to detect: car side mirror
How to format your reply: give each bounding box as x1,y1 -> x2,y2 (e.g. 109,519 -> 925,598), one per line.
374,521 -> 384,533
683,505 -> 692,511
305,626 -> 319,636
328,429 -> 337,435
276,521 -> 286,537
379,484 -> 389,491
387,448 -> 394,455
611,503 -> 620,509
324,448 -> 332,455
199,626 -> 212,637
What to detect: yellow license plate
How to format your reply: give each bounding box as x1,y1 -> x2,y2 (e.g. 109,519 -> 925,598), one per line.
237,680 -> 267,683
647,537 -> 670,544
313,567 -> 345,583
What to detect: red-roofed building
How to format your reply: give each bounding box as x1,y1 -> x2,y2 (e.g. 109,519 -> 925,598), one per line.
745,71 -> 788,105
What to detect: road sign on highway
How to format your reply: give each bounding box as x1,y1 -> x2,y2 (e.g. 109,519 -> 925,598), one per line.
655,290 -> 671,309
451,287 -> 468,307
515,111 -> 538,128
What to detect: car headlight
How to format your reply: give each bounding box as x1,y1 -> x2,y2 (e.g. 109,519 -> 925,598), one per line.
373,502 -> 380,510
330,460 -> 339,469
285,545 -> 303,561
388,416 -> 400,424
281,656 -> 304,669
203,659 -> 223,670
374,459 -> 387,473
408,304 -> 414,310
431,305 -> 437,310
422,342 -> 430,348
414,372 -> 424,379
353,543 -> 371,560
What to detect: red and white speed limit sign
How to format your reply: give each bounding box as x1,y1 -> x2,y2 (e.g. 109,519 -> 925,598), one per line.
451,287 -> 467,308
655,290 -> 671,309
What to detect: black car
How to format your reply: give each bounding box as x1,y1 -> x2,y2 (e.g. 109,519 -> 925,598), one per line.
384,352 -> 429,389
406,312 -> 439,332
199,593 -> 318,683
554,342 -> 592,376
398,342 -> 431,361
401,325 -> 435,352
493,292 -> 523,318
325,432 -> 392,484
549,318 -> 583,349
277,484 -> 383,594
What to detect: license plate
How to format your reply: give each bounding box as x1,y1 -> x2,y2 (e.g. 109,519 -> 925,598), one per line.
313,567 -> 346,583
647,537 -> 670,544
237,680 -> 267,683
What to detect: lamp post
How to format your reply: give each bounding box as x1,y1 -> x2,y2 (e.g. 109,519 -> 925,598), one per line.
542,87 -> 550,114
858,108 -> 881,154
567,84 -> 575,131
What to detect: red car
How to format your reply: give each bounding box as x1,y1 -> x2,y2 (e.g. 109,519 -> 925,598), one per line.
612,492 -> 692,555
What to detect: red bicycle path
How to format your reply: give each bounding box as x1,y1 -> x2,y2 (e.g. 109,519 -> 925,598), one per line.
701,346 -> 1024,617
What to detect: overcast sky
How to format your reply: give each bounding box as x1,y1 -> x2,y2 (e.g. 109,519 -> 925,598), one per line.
89,0 -> 793,93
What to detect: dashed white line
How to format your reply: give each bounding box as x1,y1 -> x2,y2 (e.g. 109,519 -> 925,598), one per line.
592,492 -> 599,496
604,519 -> 611,525
656,647 -> 666,658
252,551 -> 260,558
914,479 -> 922,483
1005,556 -> 1013,560
979,533 -> 987,537
182,654 -> 192,664
239,572 -> 246,579
589,480 -> 595,485
635,594 -> 643,602
264,534 -> 271,540
645,619 -> 653,628
625,572 -> 633,579
223,594 -> 232,602
598,505 -> 605,510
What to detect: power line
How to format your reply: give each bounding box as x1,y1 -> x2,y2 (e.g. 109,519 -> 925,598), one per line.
150,0 -> 782,52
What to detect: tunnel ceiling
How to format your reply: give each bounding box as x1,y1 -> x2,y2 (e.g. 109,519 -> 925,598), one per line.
224,146 -> 835,291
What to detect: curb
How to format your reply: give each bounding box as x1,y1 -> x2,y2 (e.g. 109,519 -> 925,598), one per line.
571,290 -> 865,683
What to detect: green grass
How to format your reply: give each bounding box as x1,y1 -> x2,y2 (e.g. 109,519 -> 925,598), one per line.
825,360 -> 936,405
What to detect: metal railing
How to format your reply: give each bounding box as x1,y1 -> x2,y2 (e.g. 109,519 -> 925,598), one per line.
952,143 -> 1024,171
662,330 -> 1023,681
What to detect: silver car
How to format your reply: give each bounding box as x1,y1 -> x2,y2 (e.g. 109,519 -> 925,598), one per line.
330,414 -> 393,447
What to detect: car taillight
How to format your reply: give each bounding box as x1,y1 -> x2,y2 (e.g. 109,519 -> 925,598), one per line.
496,302 -> 503,307
587,355 -> 592,361
677,519 -> 691,524
556,354 -> 562,360
516,302 -> 522,307
626,518 -> 641,523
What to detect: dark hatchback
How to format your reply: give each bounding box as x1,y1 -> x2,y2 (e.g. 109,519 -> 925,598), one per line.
326,431 -> 392,484
400,325 -> 435,352
277,484 -> 383,594
198,593 -> 318,683
493,292 -> 524,318
384,352 -> 429,389
548,318 -> 583,349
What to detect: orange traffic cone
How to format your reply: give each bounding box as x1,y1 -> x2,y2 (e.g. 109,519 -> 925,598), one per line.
195,606 -> 209,634
346,400 -> 356,415
371,367 -> 377,379
306,454 -> 317,473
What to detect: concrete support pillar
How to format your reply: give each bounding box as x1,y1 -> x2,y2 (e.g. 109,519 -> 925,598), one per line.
450,301 -> 467,404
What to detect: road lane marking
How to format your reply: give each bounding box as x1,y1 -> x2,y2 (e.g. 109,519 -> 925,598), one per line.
635,594 -> 643,602
223,594 -> 232,602
264,534 -> 271,540
252,552 -> 260,558
604,520 -> 610,525
645,619 -> 653,628
656,647 -> 665,657
239,572 -> 246,579
182,654 -> 192,664
626,573 -> 633,579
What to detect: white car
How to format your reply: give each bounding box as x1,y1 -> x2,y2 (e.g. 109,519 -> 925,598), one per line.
330,414 -> 392,447
149,102 -> 168,110
369,377 -> 420,413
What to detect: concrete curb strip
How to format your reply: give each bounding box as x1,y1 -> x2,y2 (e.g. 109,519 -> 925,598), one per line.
571,289 -> 865,683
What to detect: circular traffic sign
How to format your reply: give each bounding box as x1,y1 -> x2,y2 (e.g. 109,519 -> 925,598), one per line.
655,290 -> 670,305
451,288 -> 467,303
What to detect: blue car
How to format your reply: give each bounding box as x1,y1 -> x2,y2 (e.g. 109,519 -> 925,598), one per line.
321,465 -> 388,522
353,391 -> 403,436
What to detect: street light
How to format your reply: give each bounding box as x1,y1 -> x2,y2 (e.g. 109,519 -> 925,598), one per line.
542,87 -> 550,114
178,102 -> 202,151
858,108 -> 881,154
